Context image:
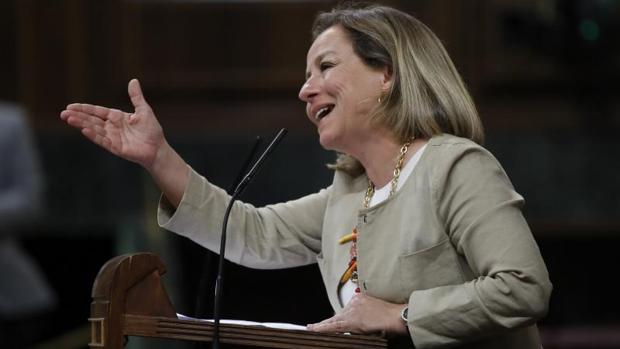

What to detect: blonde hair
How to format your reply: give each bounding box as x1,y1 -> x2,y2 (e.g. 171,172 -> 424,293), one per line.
312,3 -> 484,175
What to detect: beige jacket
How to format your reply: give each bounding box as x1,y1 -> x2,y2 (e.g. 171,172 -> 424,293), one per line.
158,134 -> 552,348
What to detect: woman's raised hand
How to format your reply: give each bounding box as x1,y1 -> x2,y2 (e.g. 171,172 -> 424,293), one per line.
60,79 -> 165,171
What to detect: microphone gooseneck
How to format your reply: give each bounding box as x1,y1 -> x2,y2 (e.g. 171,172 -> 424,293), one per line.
194,137 -> 262,349
212,128 -> 288,349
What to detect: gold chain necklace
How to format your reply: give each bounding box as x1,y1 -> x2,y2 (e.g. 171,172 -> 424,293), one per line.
362,141 -> 411,208
339,139 -> 413,292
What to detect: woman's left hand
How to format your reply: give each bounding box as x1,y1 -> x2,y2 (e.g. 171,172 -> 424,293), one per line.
307,293 -> 409,335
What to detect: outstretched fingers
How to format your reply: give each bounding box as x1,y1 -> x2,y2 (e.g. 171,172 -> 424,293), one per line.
61,106 -> 122,151
62,110 -> 106,129
65,103 -> 113,120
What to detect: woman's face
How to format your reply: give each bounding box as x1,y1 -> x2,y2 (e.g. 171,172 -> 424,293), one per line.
299,25 -> 390,154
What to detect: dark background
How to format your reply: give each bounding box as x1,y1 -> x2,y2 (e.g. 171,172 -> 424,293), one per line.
1,0 -> 619,348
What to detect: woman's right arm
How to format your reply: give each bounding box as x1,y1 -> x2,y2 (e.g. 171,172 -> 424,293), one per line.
60,79 -> 188,207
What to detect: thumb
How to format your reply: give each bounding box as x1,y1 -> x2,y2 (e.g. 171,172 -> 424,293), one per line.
128,78 -> 150,111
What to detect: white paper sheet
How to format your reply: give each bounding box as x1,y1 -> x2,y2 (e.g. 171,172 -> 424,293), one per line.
176,313 -> 308,331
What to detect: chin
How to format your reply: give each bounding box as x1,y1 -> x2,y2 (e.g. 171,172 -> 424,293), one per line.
318,132 -> 334,150
318,133 -> 344,153
318,137 -> 333,151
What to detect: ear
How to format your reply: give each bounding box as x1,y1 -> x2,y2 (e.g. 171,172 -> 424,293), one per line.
379,65 -> 393,92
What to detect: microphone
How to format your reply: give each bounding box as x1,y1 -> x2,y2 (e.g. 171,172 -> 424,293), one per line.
212,128 -> 288,349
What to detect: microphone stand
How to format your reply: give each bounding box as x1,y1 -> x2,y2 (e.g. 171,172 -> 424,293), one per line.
212,128 -> 288,349
194,137 -> 262,349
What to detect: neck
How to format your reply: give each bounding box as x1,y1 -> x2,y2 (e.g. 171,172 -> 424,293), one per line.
356,139 -> 428,188
360,144 -> 402,188
349,131 -> 424,188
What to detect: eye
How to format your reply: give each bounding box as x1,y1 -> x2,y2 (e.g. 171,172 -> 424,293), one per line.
319,61 -> 335,72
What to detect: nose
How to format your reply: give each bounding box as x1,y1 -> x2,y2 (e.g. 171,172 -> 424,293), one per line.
298,77 -> 319,102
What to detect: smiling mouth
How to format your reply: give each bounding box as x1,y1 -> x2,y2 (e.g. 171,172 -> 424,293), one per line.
315,104 -> 335,121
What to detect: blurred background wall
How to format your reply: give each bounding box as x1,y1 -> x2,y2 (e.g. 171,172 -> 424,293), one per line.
1,0 -> 619,348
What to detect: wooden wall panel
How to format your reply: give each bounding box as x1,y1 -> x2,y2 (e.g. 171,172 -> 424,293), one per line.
16,0 -> 129,129
134,2 -> 328,92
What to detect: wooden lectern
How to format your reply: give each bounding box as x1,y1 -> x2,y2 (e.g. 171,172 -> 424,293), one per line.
89,252 -> 387,348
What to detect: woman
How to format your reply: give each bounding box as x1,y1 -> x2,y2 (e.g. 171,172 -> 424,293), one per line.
60,4 -> 552,348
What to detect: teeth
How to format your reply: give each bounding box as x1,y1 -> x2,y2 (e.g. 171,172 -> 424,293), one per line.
315,106 -> 331,120
315,107 -> 328,120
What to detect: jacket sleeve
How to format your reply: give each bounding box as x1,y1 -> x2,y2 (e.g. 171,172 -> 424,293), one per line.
408,143 -> 552,347
158,167 -> 329,269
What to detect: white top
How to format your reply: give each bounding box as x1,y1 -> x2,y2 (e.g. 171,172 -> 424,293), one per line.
338,144 -> 428,306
